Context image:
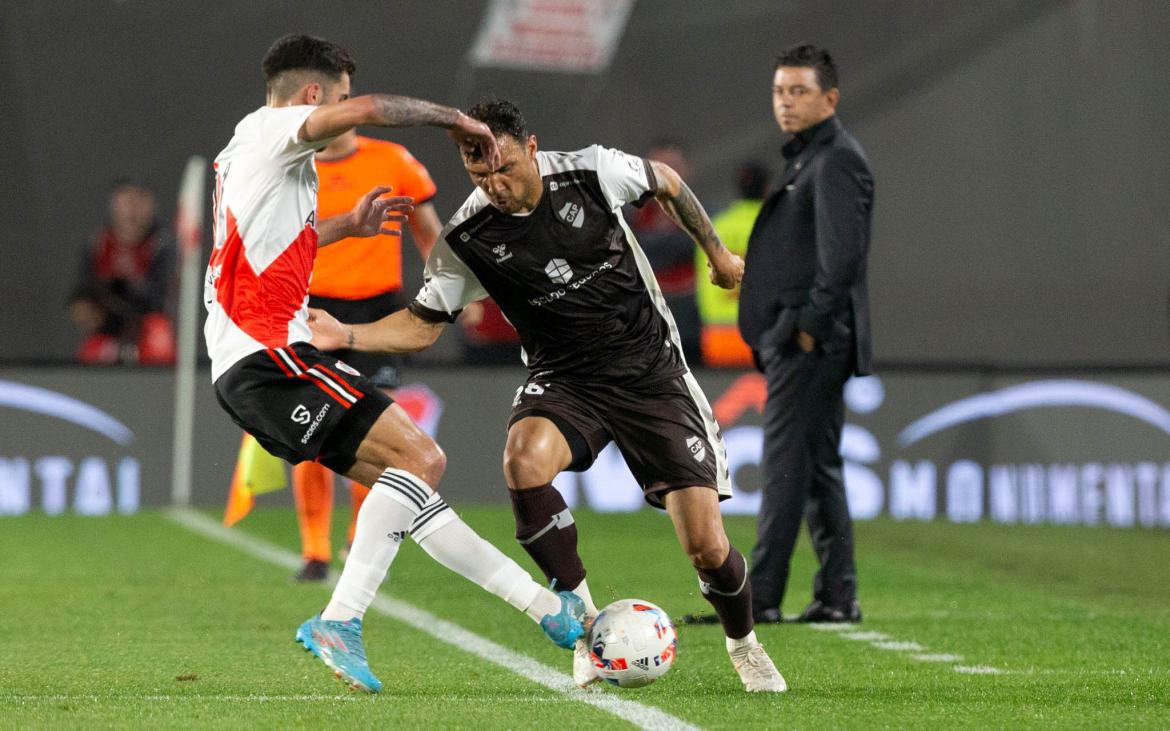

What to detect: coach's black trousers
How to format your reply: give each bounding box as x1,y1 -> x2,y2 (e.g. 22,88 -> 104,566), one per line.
749,336 -> 857,614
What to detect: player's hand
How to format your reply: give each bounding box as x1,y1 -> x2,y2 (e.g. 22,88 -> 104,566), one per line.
708,249 -> 745,289
307,307 -> 349,352
449,113 -> 501,170
349,186 -> 414,238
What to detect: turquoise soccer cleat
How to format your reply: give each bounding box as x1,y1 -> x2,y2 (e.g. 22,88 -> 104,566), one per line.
540,591 -> 586,650
295,614 -> 383,693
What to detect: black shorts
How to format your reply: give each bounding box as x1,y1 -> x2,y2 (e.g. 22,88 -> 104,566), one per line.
508,373 -> 731,509
309,291 -> 404,389
214,342 -> 393,474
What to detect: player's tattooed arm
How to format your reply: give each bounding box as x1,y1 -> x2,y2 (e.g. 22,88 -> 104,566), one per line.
649,160 -> 745,289
308,307 -> 445,354
302,95 -> 500,169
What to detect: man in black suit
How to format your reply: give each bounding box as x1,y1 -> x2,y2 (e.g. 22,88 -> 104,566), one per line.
738,44 -> 874,623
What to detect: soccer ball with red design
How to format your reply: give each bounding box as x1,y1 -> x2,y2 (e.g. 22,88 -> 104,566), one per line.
587,599 -> 678,688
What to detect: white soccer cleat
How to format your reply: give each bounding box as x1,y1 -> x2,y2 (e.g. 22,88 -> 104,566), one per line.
730,642 -> 788,693
573,616 -> 601,688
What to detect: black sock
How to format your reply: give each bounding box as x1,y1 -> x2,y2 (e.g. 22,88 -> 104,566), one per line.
697,546 -> 754,639
509,484 -> 586,589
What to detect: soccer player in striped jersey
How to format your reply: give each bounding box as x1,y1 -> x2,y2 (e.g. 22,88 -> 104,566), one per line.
308,99 -> 787,692
205,36 -> 584,693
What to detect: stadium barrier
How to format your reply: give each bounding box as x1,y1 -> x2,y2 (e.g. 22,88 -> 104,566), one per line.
1,366 -> 1169,529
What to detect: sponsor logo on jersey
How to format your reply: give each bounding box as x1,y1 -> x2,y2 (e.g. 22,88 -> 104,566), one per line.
686,435 -> 707,463
557,202 -> 585,228
299,403 -> 332,445
549,176 -> 584,192
545,258 -> 574,284
291,404 -> 311,425
492,243 -> 513,263
388,530 -> 407,543
528,261 -> 615,307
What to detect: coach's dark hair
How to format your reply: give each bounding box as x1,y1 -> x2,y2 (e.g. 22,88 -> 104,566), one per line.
467,98 -> 529,141
774,44 -> 838,91
262,34 -> 356,97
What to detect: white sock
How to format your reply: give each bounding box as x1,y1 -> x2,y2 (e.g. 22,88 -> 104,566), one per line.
321,468 -> 428,621
572,578 -> 600,618
410,497 -> 559,623
727,630 -> 759,653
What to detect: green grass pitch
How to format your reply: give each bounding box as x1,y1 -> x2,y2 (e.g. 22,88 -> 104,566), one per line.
1,505 -> 1167,728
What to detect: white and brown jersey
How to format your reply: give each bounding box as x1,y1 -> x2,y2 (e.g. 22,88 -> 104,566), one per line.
411,145 -> 688,384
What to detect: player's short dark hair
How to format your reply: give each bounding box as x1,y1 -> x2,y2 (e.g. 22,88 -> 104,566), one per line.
467,98 -> 529,141
262,34 -> 356,96
774,44 -> 838,91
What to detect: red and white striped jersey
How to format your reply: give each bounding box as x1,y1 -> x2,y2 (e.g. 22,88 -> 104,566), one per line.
204,105 -> 335,381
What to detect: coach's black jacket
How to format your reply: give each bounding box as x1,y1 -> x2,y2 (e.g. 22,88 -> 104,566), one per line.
739,115 -> 874,375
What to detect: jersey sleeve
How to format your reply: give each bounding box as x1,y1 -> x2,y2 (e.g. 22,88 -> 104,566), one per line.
588,145 -> 659,209
408,236 -> 488,323
260,105 -> 338,160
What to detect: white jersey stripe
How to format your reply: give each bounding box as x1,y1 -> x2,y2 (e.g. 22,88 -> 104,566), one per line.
275,348 -> 302,375
618,217 -> 732,498
305,368 -> 358,404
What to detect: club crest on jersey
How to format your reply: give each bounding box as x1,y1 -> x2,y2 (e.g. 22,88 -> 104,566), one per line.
544,258 -> 574,284
557,201 -> 585,228
492,244 -> 513,263
686,435 -> 707,462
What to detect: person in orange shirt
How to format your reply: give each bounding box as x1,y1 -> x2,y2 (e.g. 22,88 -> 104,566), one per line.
294,129 -> 441,581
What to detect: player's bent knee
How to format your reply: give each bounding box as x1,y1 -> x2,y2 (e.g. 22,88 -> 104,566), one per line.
682,533 -> 730,570
395,437 -> 445,487
502,447 -> 557,488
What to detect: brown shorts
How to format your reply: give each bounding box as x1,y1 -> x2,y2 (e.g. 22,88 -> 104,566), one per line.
508,372 -> 731,509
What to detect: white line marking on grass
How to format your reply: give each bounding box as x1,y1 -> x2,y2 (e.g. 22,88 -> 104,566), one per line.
953,666 -> 1003,675
0,695 -> 362,703
871,641 -> 925,652
2,694 -> 576,704
910,653 -> 964,663
167,509 -> 700,731
805,626 -> 1006,674
806,623 -> 852,632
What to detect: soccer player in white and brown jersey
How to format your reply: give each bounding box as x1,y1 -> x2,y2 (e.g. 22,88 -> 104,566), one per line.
205,35 -> 587,694
308,99 -> 788,692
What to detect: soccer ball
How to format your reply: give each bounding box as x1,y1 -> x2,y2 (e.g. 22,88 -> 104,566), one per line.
587,599 -> 678,688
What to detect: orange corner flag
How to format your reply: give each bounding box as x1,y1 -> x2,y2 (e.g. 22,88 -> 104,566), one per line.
223,433 -> 287,526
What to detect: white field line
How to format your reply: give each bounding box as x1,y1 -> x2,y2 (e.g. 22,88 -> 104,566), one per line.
953,666 -> 1004,675
167,508 -> 700,731
872,641 -> 926,652
1,695 -> 363,703
1,694 -> 579,704
808,624 -> 1002,676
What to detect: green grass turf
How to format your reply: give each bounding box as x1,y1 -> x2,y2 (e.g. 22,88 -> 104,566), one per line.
0,506 -> 1167,729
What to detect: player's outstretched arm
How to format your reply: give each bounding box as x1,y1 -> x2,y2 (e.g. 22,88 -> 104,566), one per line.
649,160 -> 744,290
308,307 -> 445,354
301,95 -> 500,169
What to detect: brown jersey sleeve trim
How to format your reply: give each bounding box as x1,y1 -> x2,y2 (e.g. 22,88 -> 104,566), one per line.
408,300 -> 460,324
